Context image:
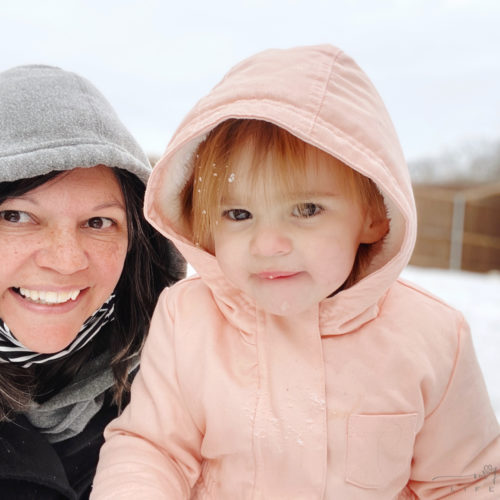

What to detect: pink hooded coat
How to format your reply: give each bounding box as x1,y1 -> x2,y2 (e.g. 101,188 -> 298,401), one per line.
91,45 -> 500,499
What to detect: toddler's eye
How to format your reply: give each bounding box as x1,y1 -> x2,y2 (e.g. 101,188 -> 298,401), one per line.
223,209 -> 252,221
292,203 -> 322,218
0,210 -> 32,223
85,217 -> 114,229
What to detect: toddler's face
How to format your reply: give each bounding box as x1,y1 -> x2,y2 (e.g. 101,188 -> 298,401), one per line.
213,151 -> 379,316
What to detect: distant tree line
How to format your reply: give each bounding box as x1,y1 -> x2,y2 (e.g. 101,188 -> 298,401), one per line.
408,138 -> 500,185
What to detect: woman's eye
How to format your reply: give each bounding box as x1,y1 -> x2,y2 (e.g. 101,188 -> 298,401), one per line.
85,217 -> 114,229
223,209 -> 252,221
0,210 -> 32,223
292,203 -> 323,218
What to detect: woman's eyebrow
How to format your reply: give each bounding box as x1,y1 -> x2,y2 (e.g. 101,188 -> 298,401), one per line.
92,201 -> 126,211
4,196 -> 126,211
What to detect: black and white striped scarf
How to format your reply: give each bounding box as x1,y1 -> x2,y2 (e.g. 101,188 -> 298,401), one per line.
0,294 -> 116,368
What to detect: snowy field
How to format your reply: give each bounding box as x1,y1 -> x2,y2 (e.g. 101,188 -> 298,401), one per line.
401,266 -> 500,421
187,264 -> 499,420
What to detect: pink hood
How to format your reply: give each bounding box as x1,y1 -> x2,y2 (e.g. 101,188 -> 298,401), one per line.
145,44 -> 416,333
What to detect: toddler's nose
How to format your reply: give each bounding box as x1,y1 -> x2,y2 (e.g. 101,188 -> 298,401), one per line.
250,225 -> 292,257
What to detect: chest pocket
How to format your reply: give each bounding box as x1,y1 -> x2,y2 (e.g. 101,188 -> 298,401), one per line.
345,413 -> 418,489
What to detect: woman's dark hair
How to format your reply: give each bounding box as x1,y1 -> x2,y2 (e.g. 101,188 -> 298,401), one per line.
0,167 -> 185,419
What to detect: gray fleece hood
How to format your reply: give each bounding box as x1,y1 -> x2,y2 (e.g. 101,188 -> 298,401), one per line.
0,64 -> 151,183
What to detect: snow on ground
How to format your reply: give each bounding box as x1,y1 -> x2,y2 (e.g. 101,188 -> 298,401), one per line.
401,265 -> 500,420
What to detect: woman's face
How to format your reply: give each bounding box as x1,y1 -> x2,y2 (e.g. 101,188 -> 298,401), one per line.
0,166 -> 128,353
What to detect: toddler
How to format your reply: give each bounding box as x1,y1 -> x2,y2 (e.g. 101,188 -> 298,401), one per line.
92,45 -> 499,499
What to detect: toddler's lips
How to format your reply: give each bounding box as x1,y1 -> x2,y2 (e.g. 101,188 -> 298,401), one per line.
257,271 -> 298,280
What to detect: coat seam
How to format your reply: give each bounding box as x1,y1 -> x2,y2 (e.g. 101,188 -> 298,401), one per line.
307,49 -> 342,136
250,310 -> 261,499
424,313 -> 465,420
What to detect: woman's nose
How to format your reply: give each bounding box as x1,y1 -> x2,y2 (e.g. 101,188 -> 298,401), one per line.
250,224 -> 292,257
34,228 -> 89,274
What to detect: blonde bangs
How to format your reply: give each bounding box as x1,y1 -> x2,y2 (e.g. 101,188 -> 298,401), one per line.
187,120 -> 311,252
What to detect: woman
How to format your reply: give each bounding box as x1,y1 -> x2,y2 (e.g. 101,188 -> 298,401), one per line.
0,64 -> 185,498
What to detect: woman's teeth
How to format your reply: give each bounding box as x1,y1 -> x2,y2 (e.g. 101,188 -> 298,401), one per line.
18,288 -> 80,305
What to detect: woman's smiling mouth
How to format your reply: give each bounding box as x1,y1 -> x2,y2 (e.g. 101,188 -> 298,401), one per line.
13,287 -> 81,305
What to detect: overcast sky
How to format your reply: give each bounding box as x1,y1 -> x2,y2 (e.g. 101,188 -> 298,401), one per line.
1,0 -> 499,162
